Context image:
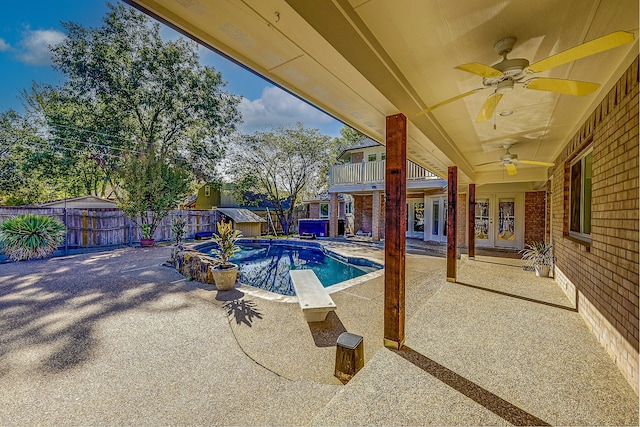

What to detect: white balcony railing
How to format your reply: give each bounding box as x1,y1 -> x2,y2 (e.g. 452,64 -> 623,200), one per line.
330,160 -> 440,186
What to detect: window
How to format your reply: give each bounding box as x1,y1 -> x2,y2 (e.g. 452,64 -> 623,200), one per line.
381,153 -> 386,161
204,185 -> 211,197
345,201 -> 353,214
569,148 -> 592,240
368,153 -> 377,162
320,203 -> 329,219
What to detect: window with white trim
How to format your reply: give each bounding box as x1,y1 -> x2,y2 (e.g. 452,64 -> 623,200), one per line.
569,148 -> 592,240
368,153 -> 377,162
345,201 -> 353,214
319,203 -> 329,219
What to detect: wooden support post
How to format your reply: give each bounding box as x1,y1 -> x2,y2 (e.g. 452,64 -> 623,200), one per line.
447,166 -> 457,282
384,113 -> 406,350
329,192 -> 339,237
468,184 -> 475,259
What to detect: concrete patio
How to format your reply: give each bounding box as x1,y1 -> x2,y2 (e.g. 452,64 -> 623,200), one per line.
0,242 -> 637,425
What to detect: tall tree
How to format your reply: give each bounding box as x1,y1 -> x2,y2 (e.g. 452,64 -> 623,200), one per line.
338,125 -> 367,148
19,2 -> 242,232
228,123 -> 338,234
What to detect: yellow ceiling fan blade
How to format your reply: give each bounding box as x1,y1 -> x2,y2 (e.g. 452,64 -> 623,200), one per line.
528,31 -> 635,73
519,159 -> 555,167
525,78 -> 600,95
505,163 -> 517,175
416,88 -> 484,115
455,62 -> 503,78
476,93 -> 503,123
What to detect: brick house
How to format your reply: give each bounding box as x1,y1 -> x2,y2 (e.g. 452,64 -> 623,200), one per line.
314,138 -> 549,251
122,0 -> 638,394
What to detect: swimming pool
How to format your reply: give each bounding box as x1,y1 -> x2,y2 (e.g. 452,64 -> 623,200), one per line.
200,240 -> 382,296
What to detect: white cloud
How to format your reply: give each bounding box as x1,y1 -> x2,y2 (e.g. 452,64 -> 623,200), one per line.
0,38 -> 11,51
16,29 -> 66,66
238,86 -> 335,134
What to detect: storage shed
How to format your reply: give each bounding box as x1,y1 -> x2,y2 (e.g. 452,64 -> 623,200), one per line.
216,208 -> 266,238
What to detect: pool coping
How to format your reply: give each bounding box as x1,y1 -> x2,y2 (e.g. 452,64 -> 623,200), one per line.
191,238 -> 385,303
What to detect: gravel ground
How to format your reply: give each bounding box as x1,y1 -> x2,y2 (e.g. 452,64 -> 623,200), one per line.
0,246 -> 336,426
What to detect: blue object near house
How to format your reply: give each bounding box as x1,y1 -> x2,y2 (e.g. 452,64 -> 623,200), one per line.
299,219 -> 330,237
195,231 -> 213,240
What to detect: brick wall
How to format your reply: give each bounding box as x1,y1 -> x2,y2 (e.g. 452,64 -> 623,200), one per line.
456,193 -> 466,248
550,57 -> 639,394
308,203 -> 319,219
524,191 -> 546,244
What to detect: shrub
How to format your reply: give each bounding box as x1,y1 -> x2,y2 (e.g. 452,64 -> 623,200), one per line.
0,214 -> 66,261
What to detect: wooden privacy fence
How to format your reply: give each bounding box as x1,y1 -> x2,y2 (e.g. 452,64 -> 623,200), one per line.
0,207 -> 216,250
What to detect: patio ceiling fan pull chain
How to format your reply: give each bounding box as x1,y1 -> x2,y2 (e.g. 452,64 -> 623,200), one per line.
493,90 -> 497,130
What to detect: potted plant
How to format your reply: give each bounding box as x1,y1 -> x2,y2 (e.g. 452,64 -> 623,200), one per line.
210,221 -> 243,290
520,241 -> 553,277
171,217 -> 187,245
140,223 -> 155,247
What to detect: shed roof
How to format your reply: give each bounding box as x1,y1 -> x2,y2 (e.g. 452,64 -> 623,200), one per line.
217,208 -> 266,223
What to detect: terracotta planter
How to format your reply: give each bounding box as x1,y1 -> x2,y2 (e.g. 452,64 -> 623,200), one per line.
140,238 -> 155,247
211,263 -> 239,291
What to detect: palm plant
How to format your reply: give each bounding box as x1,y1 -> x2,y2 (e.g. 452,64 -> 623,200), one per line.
211,221 -> 242,267
520,241 -> 553,276
0,214 -> 65,261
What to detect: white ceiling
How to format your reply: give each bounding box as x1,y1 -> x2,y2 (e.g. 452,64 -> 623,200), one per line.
126,0 -> 638,189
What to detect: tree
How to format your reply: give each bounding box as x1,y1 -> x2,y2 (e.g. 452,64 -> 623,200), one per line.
338,125 -> 367,148
117,151 -> 191,238
23,2 -> 241,199
228,123 -> 338,234
0,110 -> 67,205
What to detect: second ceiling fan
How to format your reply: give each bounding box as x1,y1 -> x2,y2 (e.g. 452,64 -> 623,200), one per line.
418,31 -> 635,123
477,144 -> 555,176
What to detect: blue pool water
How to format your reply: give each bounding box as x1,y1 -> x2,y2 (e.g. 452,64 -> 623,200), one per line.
203,241 -> 380,296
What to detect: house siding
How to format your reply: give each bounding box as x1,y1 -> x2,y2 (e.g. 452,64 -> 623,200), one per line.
551,57 -> 639,393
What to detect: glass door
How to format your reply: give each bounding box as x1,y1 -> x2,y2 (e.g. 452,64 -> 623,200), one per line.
413,202 -> 424,236
497,197 -> 517,248
407,200 -> 425,238
474,198 -> 493,246
428,198 -> 446,242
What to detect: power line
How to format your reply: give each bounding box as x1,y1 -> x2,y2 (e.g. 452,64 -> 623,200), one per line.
47,122 -> 132,143
47,134 -> 144,155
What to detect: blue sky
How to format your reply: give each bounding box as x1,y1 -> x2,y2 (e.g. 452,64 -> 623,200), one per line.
0,1 -> 344,137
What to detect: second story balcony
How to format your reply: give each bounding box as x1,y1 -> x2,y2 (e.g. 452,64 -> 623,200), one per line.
329,160 -> 447,192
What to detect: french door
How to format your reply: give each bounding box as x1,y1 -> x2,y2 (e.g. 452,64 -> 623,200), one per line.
406,200 -> 425,238
427,197 -> 447,242
474,195 -> 521,248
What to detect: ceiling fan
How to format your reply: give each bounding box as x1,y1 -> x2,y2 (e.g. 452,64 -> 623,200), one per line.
477,144 -> 555,175
417,31 -> 635,123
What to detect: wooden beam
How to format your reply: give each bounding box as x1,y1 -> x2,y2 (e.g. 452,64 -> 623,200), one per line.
384,113 -> 406,350
468,184 -> 475,259
447,167 -> 457,282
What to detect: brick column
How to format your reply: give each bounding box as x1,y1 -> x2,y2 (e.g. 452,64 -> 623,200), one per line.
329,192 -> 338,237
371,190 -> 382,241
